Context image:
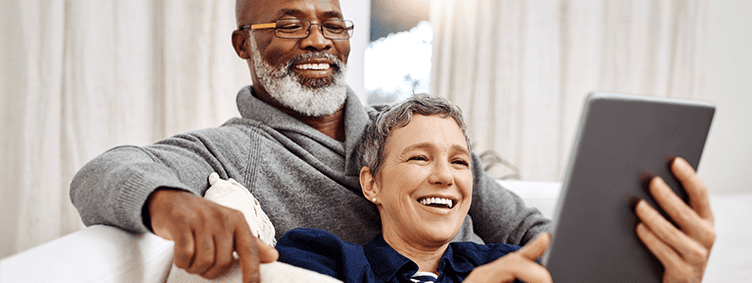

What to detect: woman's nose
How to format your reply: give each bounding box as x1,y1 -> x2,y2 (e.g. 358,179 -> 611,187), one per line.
428,160 -> 453,187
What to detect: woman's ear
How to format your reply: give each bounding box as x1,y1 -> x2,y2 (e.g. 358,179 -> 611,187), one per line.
360,167 -> 379,203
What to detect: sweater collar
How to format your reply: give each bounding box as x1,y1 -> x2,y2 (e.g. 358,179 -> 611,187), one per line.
235,85 -> 370,175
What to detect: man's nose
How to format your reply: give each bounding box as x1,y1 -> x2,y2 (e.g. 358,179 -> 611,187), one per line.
300,24 -> 333,51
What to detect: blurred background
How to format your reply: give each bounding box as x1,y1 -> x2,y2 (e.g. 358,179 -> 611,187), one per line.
2,0 -> 750,259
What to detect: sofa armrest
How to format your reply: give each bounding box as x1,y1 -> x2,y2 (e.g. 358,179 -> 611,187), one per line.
0,225 -> 174,283
498,180 -> 562,219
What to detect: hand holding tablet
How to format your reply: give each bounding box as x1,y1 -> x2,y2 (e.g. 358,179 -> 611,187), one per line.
635,157 -> 715,283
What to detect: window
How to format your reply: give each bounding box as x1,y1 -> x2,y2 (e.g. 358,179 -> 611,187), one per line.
365,0 -> 431,105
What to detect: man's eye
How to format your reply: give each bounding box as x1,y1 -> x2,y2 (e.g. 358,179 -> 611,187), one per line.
324,24 -> 345,31
278,24 -> 303,30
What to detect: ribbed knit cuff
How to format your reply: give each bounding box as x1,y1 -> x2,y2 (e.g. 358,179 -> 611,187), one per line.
115,165 -> 192,233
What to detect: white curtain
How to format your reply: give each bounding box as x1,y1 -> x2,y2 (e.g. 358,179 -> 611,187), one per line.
430,0 -> 707,181
0,0 -> 248,257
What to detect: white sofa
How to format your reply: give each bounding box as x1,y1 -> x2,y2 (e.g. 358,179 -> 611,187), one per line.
2,181 -> 750,282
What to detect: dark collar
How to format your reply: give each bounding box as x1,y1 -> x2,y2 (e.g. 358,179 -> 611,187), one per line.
363,234 -> 479,282
363,234 -> 416,281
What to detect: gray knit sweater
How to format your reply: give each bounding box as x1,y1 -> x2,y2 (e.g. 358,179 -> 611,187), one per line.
70,86 -> 550,246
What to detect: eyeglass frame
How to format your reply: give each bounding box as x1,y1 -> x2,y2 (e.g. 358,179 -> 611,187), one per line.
238,18 -> 355,40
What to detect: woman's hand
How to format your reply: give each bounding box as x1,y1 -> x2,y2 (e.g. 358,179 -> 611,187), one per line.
464,233 -> 552,283
635,157 -> 716,283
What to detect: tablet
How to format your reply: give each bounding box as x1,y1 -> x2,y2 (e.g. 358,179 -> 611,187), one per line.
540,92 -> 715,282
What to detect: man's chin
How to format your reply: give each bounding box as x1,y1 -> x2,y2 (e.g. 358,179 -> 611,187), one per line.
265,75 -> 347,117
298,76 -> 336,89
256,57 -> 347,117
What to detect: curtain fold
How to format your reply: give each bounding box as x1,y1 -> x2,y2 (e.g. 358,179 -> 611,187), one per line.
1,0 -> 249,258
430,0 -> 707,182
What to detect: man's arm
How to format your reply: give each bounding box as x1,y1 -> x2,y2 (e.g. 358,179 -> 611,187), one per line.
635,157 -> 715,282
69,144 -> 199,232
467,152 -> 552,246
70,126 -> 276,283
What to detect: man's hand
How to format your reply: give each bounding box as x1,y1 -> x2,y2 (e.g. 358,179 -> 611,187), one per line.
148,189 -> 279,283
464,233 -> 552,283
635,157 -> 716,283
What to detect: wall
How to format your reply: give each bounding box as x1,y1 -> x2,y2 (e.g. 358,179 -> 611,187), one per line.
698,0 -> 752,194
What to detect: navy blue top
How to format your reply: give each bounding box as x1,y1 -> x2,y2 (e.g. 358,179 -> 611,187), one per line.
276,228 -> 522,283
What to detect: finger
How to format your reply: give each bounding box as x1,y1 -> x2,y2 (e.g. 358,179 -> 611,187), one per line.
257,239 -> 279,263
518,233 -> 550,261
649,177 -> 698,228
187,228 -> 216,275
636,223 -> 683,272
512,261 -> 553,283
635,200 -> 709,262
235,224 -> 261,283
671,157 -> 713,221
201,231 -> 235,279
649,177 -> 714,246
465,251 -> 552,283
172,229 -> 196,270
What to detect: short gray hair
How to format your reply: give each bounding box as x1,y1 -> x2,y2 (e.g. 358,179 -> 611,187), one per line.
357,93 -> 471,176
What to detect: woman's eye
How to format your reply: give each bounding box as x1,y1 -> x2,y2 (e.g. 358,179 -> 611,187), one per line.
408,156 -> 427,161
452,159 -> 469,167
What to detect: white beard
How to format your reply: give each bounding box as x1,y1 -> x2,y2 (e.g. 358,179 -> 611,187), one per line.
249,34 -> 348,117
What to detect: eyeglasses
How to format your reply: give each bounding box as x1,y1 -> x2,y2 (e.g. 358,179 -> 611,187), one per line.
239,18 -> 354,40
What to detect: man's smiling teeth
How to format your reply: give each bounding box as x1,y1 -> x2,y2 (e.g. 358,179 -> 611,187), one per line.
296,63 -> 330,70
419,197 -> 454,209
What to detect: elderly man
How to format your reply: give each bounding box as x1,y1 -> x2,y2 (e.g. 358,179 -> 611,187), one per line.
69,0 -> 715,283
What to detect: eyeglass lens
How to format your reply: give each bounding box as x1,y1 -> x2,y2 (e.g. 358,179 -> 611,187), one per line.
274,19 -> 353,39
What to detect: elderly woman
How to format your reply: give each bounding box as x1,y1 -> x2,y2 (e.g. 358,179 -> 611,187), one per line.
274,94 -> 551,283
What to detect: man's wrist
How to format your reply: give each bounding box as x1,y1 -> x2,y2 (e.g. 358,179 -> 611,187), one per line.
142,187 -> 182,233
141,188 -> 163,233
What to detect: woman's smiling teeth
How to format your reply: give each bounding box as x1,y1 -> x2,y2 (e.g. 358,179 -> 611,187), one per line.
419,197 -> 455,209
296,63 -> 330,70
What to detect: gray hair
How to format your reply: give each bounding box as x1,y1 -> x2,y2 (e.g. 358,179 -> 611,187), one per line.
357,93 -> 471,176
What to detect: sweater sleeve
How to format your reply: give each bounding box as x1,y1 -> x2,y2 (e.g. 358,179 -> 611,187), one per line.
69,124 -> 252,233
467,152 -> 553,246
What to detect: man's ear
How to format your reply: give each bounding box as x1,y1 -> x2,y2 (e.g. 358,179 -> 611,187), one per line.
231,30 -> 251,59
360,167 -> 379,202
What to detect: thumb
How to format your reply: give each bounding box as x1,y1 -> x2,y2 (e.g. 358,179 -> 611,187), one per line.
518,232 -> 551,261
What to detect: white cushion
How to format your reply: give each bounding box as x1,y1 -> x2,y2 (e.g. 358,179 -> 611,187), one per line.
167,261 -> 343,283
